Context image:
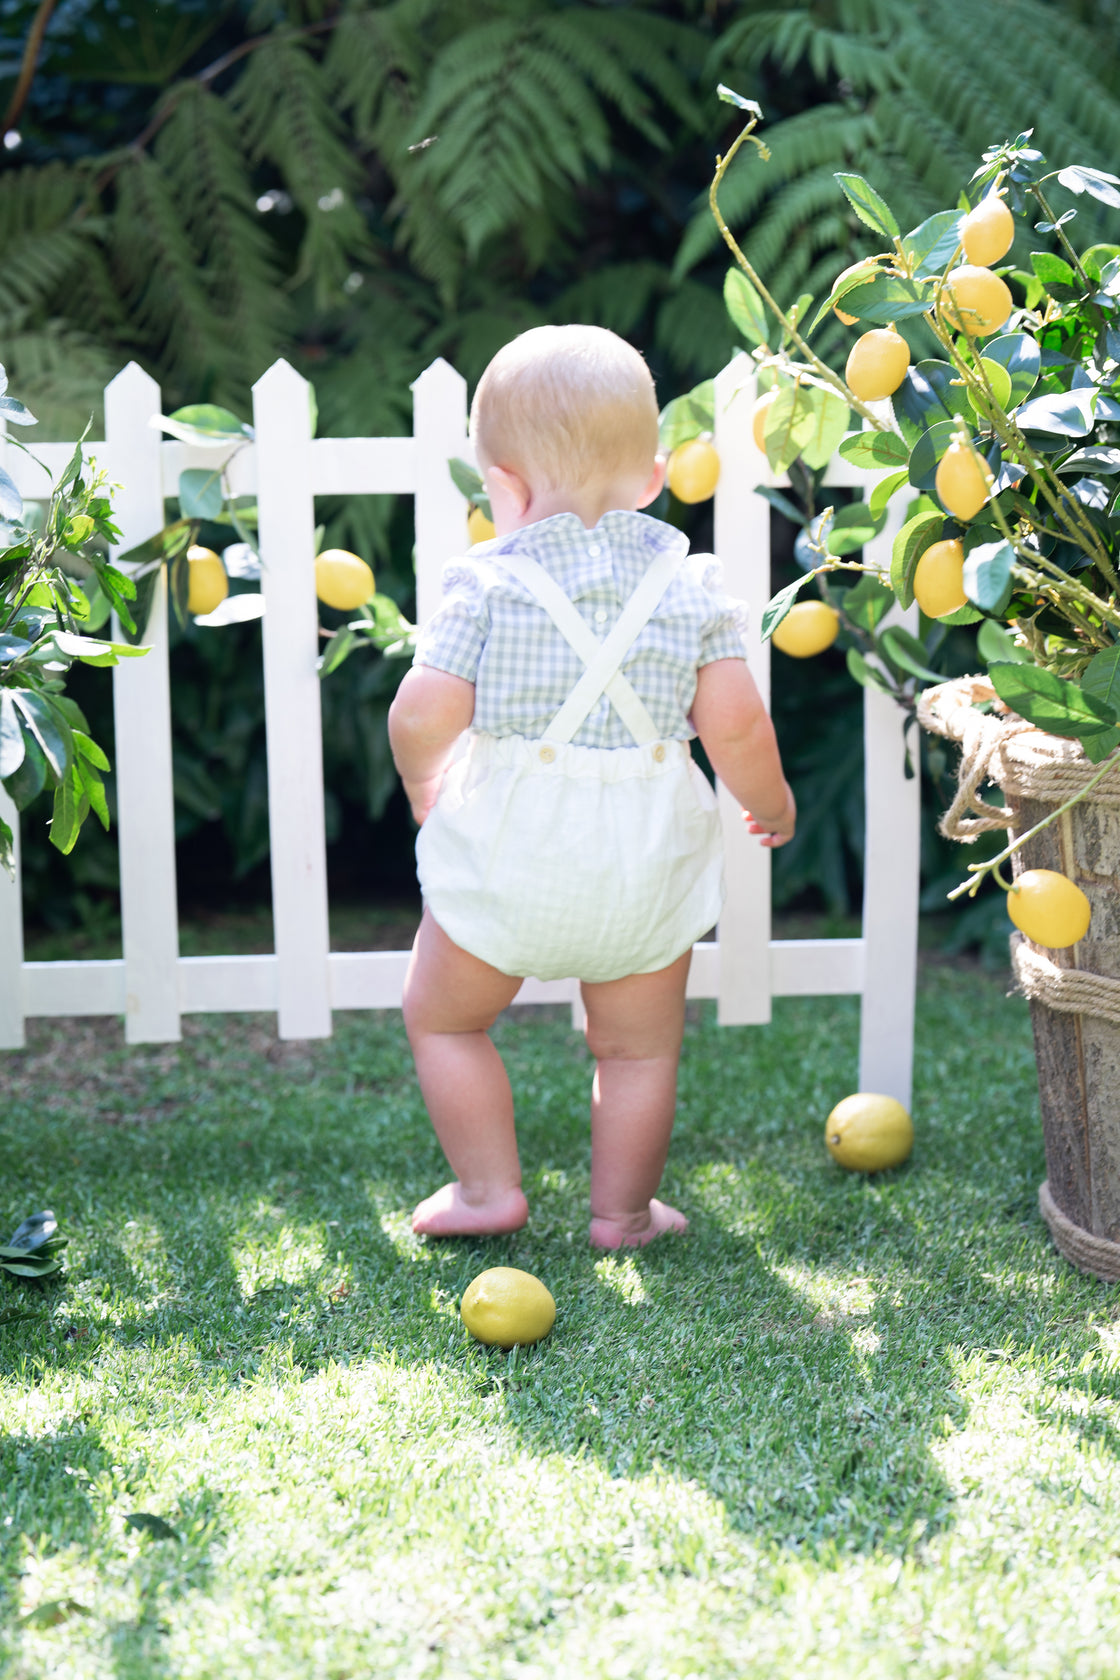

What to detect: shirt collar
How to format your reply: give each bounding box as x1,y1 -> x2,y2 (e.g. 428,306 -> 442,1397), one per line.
479,509 -> 690,570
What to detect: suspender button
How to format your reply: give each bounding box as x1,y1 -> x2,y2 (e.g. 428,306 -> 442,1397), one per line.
652,743 -> 666,763
539,745 -> 556,764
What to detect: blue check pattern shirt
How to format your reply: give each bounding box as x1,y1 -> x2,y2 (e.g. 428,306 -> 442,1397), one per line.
413,509 -> 749,750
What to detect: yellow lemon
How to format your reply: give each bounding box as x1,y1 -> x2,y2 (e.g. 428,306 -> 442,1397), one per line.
844,328 -> 910,401
825,1093 -> 914,1173
772,600 -> 840,657
315,548 -> 375,612
1008,869 -> 1091,948
667,437 -> 720,503
467,505 -> 496,544
460,1267 -> 556,1349
941,265 -> 1013,336
913,538 -> 967,618
961,195 -> 1015,267
186,545 -> 228,616
752,389 -> 779,453
831,260 -> 878,324
935,439 -> 994,521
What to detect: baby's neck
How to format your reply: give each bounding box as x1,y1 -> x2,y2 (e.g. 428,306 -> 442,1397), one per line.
518,484 -> 637,531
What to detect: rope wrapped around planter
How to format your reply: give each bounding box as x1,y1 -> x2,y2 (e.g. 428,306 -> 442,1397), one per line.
916,675 -> 1120,839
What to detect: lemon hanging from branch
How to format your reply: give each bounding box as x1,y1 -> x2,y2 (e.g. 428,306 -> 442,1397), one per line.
187,546 -> 228,617
961,194 -> 1015,266
315,549 -> 375,612
667,436 -> 720,503
935,436 -> 994,521
913,539 -> 967,619
1008,870 -> 1091,948
772,600 -> 840,657
844,328 -> 910,402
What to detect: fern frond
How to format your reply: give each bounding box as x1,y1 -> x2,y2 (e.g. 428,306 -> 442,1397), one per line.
0,317 -> 119,441
551,261 -> 667,338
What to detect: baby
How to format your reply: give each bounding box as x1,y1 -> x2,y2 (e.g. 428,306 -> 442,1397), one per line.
388,325 -> 795,1249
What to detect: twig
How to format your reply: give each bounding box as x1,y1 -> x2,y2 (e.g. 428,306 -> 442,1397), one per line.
1,0 -> 58,137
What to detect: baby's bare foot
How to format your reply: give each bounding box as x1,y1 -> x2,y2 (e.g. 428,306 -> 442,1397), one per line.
412,1182 -> 529,1238
589,1198 -> 688,1250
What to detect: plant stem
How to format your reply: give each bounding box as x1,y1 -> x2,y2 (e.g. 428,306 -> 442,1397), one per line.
1029,183 -> 1094,291
947,743 -> 1120,900
710,122 -> 889,431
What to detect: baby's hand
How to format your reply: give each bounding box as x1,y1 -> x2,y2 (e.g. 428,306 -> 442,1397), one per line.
742,789 -> 796,849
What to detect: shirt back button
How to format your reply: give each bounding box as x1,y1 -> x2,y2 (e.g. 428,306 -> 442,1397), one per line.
652,743 -> 666,762
539,745 -> 556,763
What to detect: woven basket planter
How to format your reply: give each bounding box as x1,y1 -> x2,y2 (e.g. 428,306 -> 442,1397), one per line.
919,676 -> 1120,1282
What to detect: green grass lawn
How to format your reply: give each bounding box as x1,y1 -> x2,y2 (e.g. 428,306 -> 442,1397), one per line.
2,962 -> 1119,1678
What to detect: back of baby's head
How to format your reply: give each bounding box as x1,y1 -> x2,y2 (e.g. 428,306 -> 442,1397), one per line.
471,325 -> 658,492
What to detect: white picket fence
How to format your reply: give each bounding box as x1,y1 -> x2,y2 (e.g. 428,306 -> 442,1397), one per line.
0,356 -> 919,1104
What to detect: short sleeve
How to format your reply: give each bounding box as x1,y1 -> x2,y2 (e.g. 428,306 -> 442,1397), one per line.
413,560 -> 490,683
693,555 -> 750,666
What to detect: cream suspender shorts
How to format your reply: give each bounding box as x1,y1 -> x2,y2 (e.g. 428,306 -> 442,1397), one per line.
415,547 -> 724,983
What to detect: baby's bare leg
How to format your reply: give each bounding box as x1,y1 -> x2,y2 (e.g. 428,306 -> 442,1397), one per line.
403,909 -> 527,1236
582,949 -> 692,1249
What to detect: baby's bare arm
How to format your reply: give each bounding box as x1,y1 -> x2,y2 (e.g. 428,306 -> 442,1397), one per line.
689,658 -> 795,847
388,665 -> 476,823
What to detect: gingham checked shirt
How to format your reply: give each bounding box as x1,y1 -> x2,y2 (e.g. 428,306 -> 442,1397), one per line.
413,509 -> 749,749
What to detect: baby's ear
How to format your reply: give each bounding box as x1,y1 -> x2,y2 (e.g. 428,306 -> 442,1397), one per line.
486,464 -> 532,523
636,455 -> 667,509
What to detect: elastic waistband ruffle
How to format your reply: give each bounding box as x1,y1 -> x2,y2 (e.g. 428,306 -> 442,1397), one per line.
466,731 -> 692,782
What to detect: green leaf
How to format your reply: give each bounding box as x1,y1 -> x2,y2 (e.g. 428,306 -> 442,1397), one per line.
878,625 -> 943,682
0,692 -> 25,780
1082,644 -> 1120,714
834,172 -> 899,241
159,404 -> 252,443
870,468 -> 911,519
4,730 -> 46,810
448,456 -> 486,503
977,619 -> 1029,665
1082,728 -> 1120,762
317,627 -> 358,678
1030,250 -> 1077,288
12,690 -> 72,780
989,661 -> 1117,737
1015,388 -> 1095,438
761,572 -> 817,640
841,573 -> 894,632
962,539 -> 1014,613
762,385 -> 819,474
826,501 -> 887,556
658,381 -> 714,453
797,387 -> 850,471
178,467 -> 225,521
893,362 -> 969,446
984,334 -> 1040,405
723,268 -> 768,346
50,767 -> 87,855
836,272 -> 932,325
18,1599 -> 88,1629
837,430 -> 909,469
716,85 -> 763,116
907,418 -> 959,492
810,258 -> 883,330
902,210 -> 964,278
890,511 -> 943,610
846,647 -> 895,694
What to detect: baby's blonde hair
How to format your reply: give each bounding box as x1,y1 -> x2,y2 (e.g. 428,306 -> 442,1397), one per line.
470,324 -> 659,493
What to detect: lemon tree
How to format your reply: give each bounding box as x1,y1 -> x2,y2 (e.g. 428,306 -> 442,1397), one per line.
0,368 -> 146,874
699,94 -> 1120,931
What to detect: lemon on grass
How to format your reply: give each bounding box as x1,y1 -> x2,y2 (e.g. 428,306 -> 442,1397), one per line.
844,327 -> 910,402
751,389 -> 778,453
772,600 -> 840,657
467,505 -> 496,544
186,545 -> 228,616
826,1093 -> 914,1173
667,437 -> 720,503
935,438 -> 994,521
941,265 -> 1013,336
1008,869 -> 1091,948
315,548 -> 375,612
961,194 -> 1015,267
913,538 -> 967,619
461,1267 -> 556,1349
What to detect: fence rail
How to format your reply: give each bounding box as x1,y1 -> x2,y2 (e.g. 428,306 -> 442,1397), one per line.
0,356 -> 919,1105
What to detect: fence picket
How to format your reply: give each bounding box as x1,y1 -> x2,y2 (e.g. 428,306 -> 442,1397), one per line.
107,363 -> 182,1044
412,360 -> 469,627
253,359 -> 332,1040
713,356 -> 772,1025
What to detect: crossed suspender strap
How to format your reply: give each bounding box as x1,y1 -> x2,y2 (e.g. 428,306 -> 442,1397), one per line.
496,546 -> 686,746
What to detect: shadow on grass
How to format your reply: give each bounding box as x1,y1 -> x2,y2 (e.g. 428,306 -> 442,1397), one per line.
0,969 -> 1104,1607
